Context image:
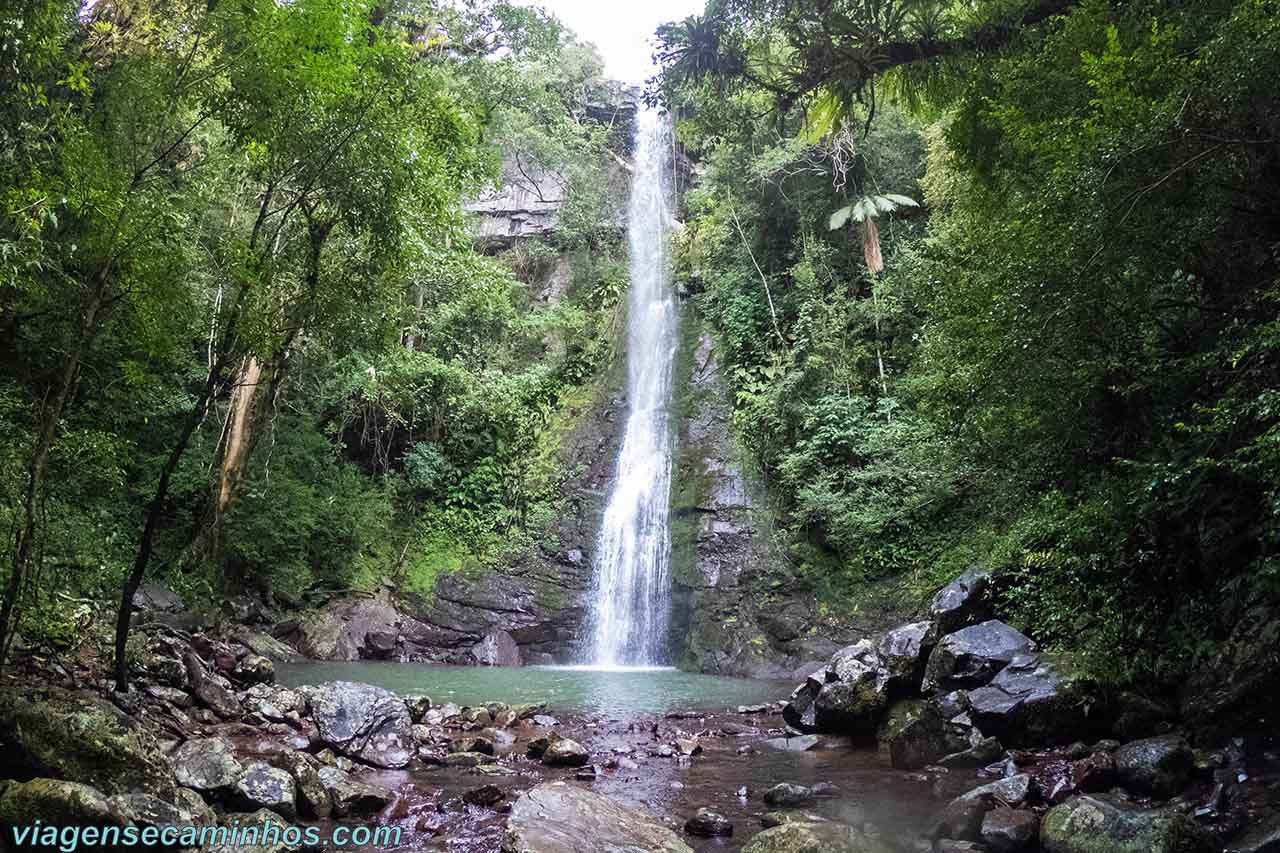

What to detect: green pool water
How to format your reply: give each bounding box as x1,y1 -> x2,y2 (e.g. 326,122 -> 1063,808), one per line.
275,661 -> 791,716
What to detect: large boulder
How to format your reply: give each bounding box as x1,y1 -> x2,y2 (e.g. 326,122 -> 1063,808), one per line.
0,778 -> 123,828
923,621 -> 1036,693
268,751 -> 330,819
305,681 -> 414,768
966,654 -> 1086,746
981,807 -> 1039,853
782,670 -> 825,732
109,790 -> 216,832
1040,795 -> 1215,853
182,652 -> 242,719
1113,735 -> 1193,799
170,738 -> 244,796
876,621 -> 934,692
292,596 -> 432,661
740,820 -> 896,853
501,782 -> 693,853
541,738 -> 589,767
316,766 -> 390,817
472,630 -> 522,666
232,762 -> 296,819
812,641 -> 893,731
132,582 -> 186,613
877,700 -> 949,770
0,688 -> 175,799
930,568 -> 994,637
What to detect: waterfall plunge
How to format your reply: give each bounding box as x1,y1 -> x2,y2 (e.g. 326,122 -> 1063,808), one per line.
585,109 -> 678,668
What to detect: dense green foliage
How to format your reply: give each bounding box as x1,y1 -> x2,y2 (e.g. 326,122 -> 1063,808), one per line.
660,0 -> 1280,685
0,0 -> 628,663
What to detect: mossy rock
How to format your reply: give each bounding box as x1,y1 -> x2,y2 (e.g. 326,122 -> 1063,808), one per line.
0,688 -> 175,800
0,777 -> 123,827
741,821 -> 896,853
1040,796 -> 1215,853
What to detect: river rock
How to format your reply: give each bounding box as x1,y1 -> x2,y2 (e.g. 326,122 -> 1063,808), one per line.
403,694 -> 432,722
201,808 -> 294,853
232,762 -> 295,819
110,789 -> 216,830
501,781 -> 693,853
316,766 -> 391,817
171,737 -> 244,796
0,687 -> 176,799
763,783 -> 812,808
268,750 -> 329,819
306,680 -> 413,768
877,621 -> 934,691
685,808 -> 733,837
1040,795 -> 1215,852
464,784 -> 505,807
813,640 -> 893,730
233,654 -> 275,685
761,734 -> 819,751
1114,735 -> 1193,798
781,671 -> 824,732
183,652 -> 242,718
1227,814 -> 1280,853
741,820 -> 895,853
966,654 -> 1084,746
1071,751 -> 1116,792
444,751 -> 495,767
930,568 -> 994,637
923,621 -> 1036,693
0,778 -> 124,827
960,774 -> 1037,809
878,700 -> 949,770
542,737 -> 590,767
472,630 -> 522,666
981,807 -> 1039,852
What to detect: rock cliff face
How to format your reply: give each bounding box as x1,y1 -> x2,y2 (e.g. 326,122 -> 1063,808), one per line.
667,311 -> 862,677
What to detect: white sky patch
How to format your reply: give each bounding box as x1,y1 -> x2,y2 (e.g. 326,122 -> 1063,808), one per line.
534,0 -> 706,84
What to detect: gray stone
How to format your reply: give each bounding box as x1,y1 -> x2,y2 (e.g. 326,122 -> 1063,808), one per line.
930,568 -> 993,636
0,778 -> 123,827
501,781 -> 693,852
233,762 -> 296,819
316,766 -> 391,817
923,621 -> 1036,693
306,680 -> 414,768
1040,795 -> 1215,853
269,750 -> 329,819
967,654 -> 1084,746
877,621 -> 934,692
1227,814 -> 1280,853
742,820 -> 896,853
1114,735 -> 1193,798
762,783 -> 812,808
183,652 -> 242,718
233,654 -> 275,685
133,582 -> 186,613
813,640 -> 893,730
171,737 -> 243,796
685,808 -> 733,837
760,735 -> 820,752
472,630 -> 522,666
878,700 -> 949,770
402,693 -> 432,722
981,807 -> 1039,852
542,737 -> 589,767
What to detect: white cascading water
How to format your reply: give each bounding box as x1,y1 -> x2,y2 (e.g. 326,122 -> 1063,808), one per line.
585,108 -> 678,668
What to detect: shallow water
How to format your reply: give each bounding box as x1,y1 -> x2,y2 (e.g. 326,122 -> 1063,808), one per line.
276,661 -> 791,717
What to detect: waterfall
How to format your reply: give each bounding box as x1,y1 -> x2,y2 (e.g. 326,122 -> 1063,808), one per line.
585,108 -> 678,668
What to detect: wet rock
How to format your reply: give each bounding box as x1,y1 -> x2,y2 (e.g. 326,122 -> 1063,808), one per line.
936,690 -> 971,719
464,784 -> 505,807
453,735 -> 495,756
444,751 -> 495,767
502,781 -> 693,853
742,820 -> 895,853
981,807 -> 1039,852
291,596 -> 423,661
930,568 -> 994,637
781,670 -> 824,732
306,680 -> 414,768
171,737 -> 244,796
201,808 -> 293,853
402,693 -> 432,723
233,654 -> 275,685
959,774 -> 1037,809
233,762 -> 296,819
877,621 -> 934,691
531,714 -> 560,727
935,842 -> 986,853
966,655 -> 1084,746
1114,735 -> 1193,798
1040,795 -> 1215,853
813,640 -> 893,730
472,630 -> 522,666
762,783 -> 812,808
0,687 -> 176,799
110,789 -> 216,831
675,737 -> 702,756
542,737 -> 589,767
145,685 -> 193,708
811,782 -> 840,797
939,736 -> 1004,768
761,734 -> 819,751
526,736 -> 551,758
316,766 -> 391,817
685,808 -> 733,837
878,700 -> 949,770
923,621 -> 1036,693
0,778 -> 123,827
1071,751 -> 1116,793
268,750 -> 329,819
183,652 -> 242,718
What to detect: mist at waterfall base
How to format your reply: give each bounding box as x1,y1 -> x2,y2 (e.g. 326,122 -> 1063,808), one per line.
582,107 -> 680,670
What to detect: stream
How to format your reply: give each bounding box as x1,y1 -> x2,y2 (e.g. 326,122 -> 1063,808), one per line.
275,662 -> 967,852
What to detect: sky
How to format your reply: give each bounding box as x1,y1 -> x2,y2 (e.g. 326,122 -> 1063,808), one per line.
536,0 -> 706,84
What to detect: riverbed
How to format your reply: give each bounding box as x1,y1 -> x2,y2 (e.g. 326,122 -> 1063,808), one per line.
274,662 -> 970,852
